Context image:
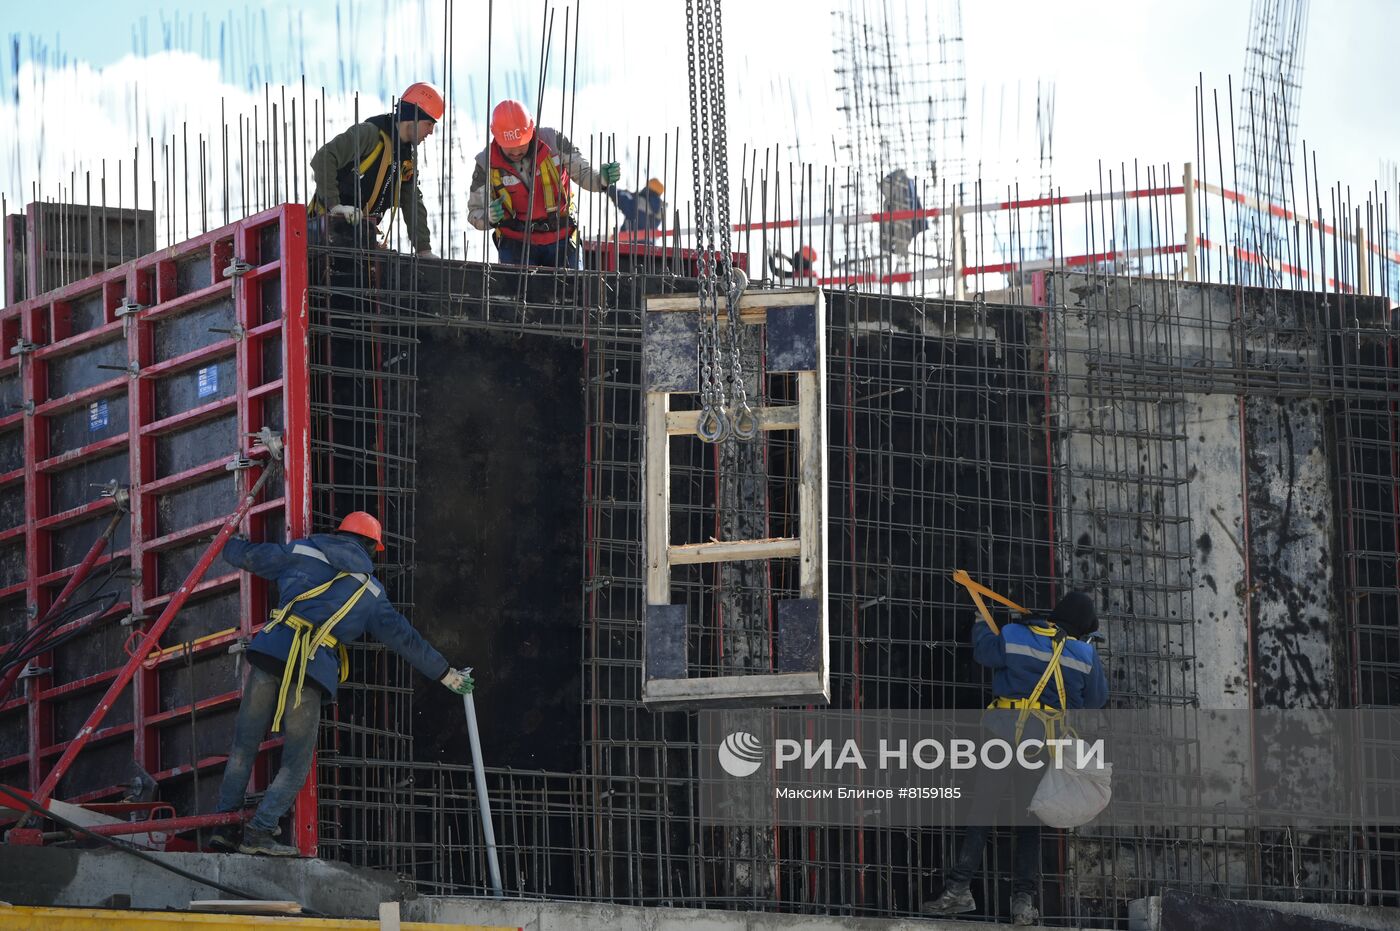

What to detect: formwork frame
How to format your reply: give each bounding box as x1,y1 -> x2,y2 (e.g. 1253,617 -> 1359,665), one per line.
0,205 -> 313,850
640,289 -> 829,708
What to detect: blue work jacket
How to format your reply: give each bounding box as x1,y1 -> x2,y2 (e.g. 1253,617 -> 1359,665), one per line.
973,618 -> 1108,711
611,188 -> 665,232
223,533 -> 450,699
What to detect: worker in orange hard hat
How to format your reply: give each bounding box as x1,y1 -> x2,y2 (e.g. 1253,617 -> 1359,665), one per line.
769,244 -> 819,280
308,82 -> 444,257
609,177 -> 668,234
468,98 -> 623,267
208,511 -> 473,857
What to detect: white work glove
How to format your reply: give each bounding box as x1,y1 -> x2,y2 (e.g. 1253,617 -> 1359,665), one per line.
441,667 -> 475,695
329,204 -> 363,224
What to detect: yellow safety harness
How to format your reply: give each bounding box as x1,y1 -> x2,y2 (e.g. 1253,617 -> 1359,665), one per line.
489,147 -> 575,243
261,572 -> 372,732
952,569 -> 1073,748
988,624 -> 1070,746
307,129 -> 402,247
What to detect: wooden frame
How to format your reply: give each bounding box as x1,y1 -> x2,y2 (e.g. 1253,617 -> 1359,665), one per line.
641,288 -> 828,708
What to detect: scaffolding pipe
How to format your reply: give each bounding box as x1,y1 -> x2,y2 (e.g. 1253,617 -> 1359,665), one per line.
462,681 -> 504,897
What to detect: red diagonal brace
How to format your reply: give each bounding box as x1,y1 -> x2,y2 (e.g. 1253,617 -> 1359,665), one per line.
33,459 -> 279,805
0,506 -> 127,703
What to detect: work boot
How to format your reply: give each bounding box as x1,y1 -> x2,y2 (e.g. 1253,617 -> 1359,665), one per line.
238,826 -> 299,857
1011,891 -> 1040,926
206,825 -> 241,853
921,880 -> 975,916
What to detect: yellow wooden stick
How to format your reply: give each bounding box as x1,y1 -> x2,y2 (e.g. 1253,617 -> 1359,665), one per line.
950,569 -> 1029,635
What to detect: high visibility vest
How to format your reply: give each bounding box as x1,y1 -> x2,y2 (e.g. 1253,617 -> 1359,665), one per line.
488,139 -> 574,245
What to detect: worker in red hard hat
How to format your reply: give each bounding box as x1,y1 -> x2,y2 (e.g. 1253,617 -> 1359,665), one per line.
309,82 -> 444,257
468,98 -> 623,267
208,511 -> 473,857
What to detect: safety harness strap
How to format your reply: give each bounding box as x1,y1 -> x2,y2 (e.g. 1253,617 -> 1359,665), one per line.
992,631 -> 1069,746
264,571 -> 372,732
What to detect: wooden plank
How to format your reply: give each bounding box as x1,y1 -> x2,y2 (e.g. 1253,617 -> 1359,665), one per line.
644,288 -> 821,314
642,671 -> 829,708
798,290 -> 830,699
797,370 -> 824,598
665,406 -> 799,436
644,393 -> 671,606
669,537 -> 801,565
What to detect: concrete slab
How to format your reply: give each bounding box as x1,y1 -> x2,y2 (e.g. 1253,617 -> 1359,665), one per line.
0,846 -> 412,919
408,895 -> 1119,930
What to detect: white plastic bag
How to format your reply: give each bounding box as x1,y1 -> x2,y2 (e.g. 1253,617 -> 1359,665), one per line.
1028,741 -> 1112,828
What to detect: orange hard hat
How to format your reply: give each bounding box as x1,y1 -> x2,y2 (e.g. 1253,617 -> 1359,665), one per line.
338,511 -> 386,552
400,82 -> 445,122
491,99 -> 535,147
797,245 -> 818,264
646,178 -> 665,196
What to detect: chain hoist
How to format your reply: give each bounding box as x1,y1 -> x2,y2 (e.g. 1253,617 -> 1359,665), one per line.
685,0 -> 755,442
707,0 -> 757,440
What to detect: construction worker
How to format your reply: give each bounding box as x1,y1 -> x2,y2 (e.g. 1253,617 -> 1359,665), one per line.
769,245 -> 818,280
308,82 -> 444,256
609,178 -> 667,234
208,511 -> 474,856
467,99 -> 622,267
878,168 -> 928,256
923,591 -> 1108,925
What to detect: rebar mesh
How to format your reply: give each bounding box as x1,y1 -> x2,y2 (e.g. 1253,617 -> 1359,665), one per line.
297,243 -> 1400,926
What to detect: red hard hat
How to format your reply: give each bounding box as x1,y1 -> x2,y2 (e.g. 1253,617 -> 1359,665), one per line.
798,245 -> 818,264
491,99 -> 535,147
400,82 -> 445,122
338,511 -> 386,552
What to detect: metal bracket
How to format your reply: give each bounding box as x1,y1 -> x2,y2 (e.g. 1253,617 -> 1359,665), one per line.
114,297 -> 145,319
222,258 -> 254,278
225,456 -> 257,472
17,664 -> 51,680
10,339 -> 39,357
120,613 -> 150,628
92,480 -> 131,513
248,426 -> 285,462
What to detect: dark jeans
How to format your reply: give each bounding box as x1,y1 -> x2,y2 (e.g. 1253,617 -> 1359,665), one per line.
947,751 -> 1043,896
495,234 -> 580,268
215,664 -> 321,834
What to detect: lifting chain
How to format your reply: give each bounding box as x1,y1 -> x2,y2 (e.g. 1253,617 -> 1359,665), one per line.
685,0 -> 754,442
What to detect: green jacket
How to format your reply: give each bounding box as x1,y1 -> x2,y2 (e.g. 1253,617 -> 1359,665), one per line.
310,115 -> 431,252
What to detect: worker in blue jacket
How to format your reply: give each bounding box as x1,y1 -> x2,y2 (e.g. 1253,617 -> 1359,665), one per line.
609,178 -> 667,234
208,511 -> 474,856
924,590 -> 1108,926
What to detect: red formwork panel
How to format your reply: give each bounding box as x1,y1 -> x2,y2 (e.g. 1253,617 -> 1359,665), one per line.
0,205 -> 312,849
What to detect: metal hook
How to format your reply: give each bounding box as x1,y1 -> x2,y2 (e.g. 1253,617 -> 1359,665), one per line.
696,408 -> 728,444
730,404 -> 758,441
